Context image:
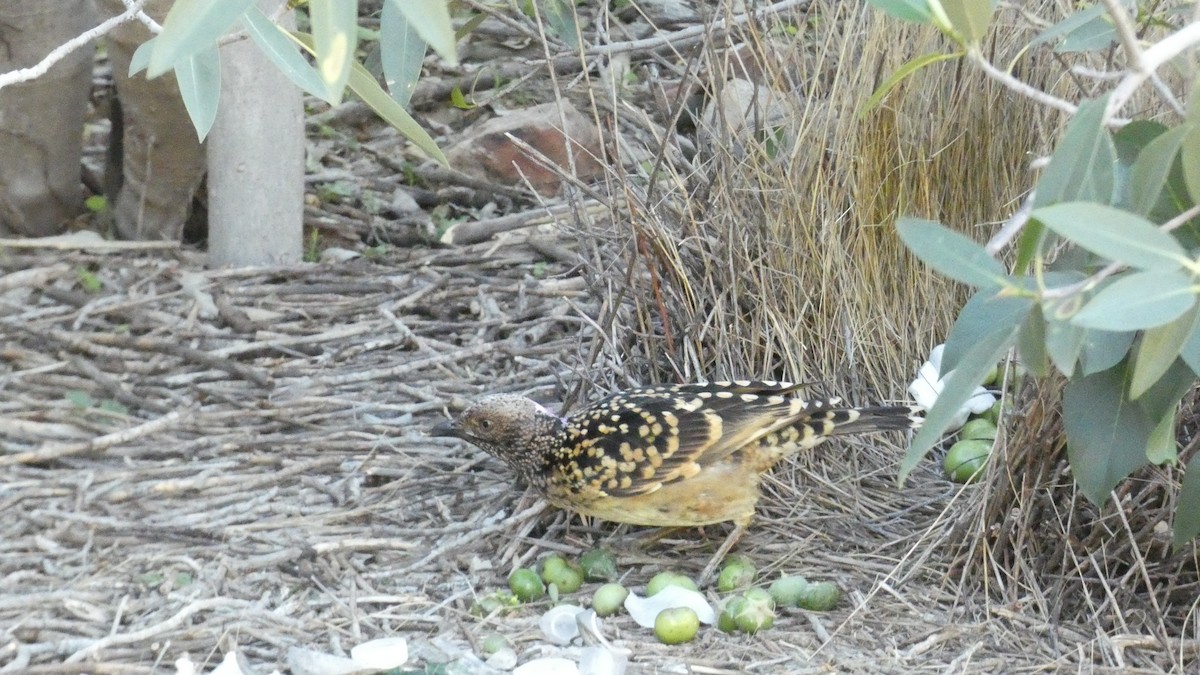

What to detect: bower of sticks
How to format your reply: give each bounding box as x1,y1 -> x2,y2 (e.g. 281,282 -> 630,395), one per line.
3,0 -> 1198,673
0,239 -> 1185,674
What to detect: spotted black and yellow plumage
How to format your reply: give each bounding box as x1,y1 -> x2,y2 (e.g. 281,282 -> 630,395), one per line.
431,380 -> 922,530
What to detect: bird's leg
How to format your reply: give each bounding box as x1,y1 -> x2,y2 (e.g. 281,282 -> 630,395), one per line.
698,520 -> 749,584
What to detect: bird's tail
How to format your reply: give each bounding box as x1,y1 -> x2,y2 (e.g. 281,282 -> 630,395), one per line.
815,404 -> 924,436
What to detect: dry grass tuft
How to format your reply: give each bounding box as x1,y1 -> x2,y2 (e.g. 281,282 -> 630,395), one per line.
952,378 -> 1200,666
586,1 -> 1049,398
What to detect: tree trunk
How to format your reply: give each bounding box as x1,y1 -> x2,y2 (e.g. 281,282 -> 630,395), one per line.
206,1 -> 303,266
0,1 -> 96,236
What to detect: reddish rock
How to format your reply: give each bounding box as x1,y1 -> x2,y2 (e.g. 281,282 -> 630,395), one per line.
446,102 -> 605,195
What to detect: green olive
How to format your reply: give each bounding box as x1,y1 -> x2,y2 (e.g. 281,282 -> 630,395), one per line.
591,582 -> 629,617
578,548 -> 618,582
481,633 -> 510,655
734,588 -> 775,634
717,555 -> 756,592
508,568 -> 545,602
646,571 -> 697,596
768,575 -> 809,607
959,418 -> 997,441
539,554 -> 569,580
944,439 -> 991,483
717,596 -> 745,633
654,607 -> 700,644
796,581 -> 841,611
544,563 -> 584,594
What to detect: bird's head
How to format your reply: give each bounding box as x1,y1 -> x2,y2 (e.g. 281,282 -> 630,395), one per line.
430,395 -> 564,464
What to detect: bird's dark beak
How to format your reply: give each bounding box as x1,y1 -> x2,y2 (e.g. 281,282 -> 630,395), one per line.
430,419 -> 464,438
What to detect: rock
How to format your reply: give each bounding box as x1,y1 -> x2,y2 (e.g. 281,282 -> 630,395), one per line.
445,102 -> 605,195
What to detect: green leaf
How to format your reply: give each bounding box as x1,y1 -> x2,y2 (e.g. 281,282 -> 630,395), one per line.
541,0 -> 581,50
348,65 -> 446,162
1044,315 -> 1085,377
1114,120 -> 1168,168
291,32 -> 448,165
130,38 -> 155,76
1057,12 -> 1117,53
942,291 -> 1033,374
1072,270 -> 1196,331
900,299 -> 1030,484
175,45 -> 221,140
1180,313 -> 1200,376
1063,363 -> 1152,506
1035,97 -> 1115,208
1029,4 -> 1106,49
941,0 -> 994,44
1135,357 -> 1195,423
897,218 -> 1007,288
1181,122 -> 1200,206
1032,202 -> 1188,270
1130,304 -> 1200,398
392,0 -> 458,66
309,0 -> 358,102
1013,220 -> 1045,274
380,0 -> 426,108
148,0 -> 253,78
1016,305 -> 1048,377
1079,329 -> 1135,375
449,86 -> 474,110
863,51 -> 963,116
1174,451 -> 1200,549
865,0 -> 933,24
1145,407 -> 1177,465
1130,125 -> 1188,215
242,8 -> 330,100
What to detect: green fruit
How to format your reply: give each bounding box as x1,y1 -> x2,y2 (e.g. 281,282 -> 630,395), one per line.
768,576 -> 809,607
646,571 -> 697,596
508,568 -> 545,602
469,590 -> 519,617
743,587 -> 775,609
544,563 -> 584,594
579,548 -> 618,582
481,633 -> 510,655
981,363 -> 1001,386
796,581 -> 841,611
591,583 -> 629,617
540,555 -> 569,580
944,439 -> 991,483
734,589 -> 775,634
717,555 -> 756,592
959,418 -> 997,441
717,599 -> 742,633
654,607 -> 700,645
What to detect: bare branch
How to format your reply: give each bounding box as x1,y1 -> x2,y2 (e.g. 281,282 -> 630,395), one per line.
0,0 -> 153,91
1108,21 -> 1200,120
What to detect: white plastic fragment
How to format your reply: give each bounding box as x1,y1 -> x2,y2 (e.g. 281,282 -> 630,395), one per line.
350,637 -> 409,670
539,604 -> 585,645
485,647 -> 519,670
210,652 -> 248,675
623,586 -> 715,628
514,657 -> 581,675
284,646 -> 367,675
909,344 -> 998,432
579,645 -> 627,675
576,610 -> 630,675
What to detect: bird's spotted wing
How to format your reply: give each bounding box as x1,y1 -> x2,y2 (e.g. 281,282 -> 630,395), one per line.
556,380 -> 822,498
